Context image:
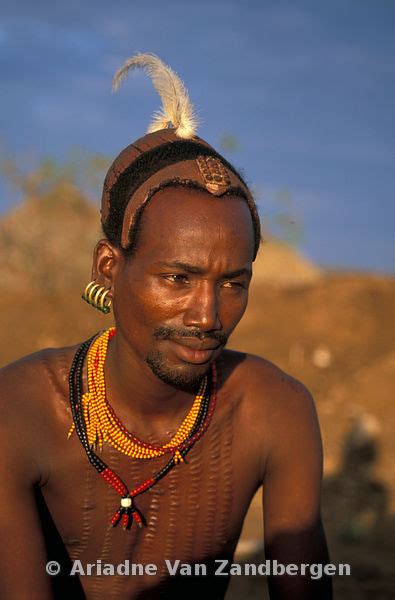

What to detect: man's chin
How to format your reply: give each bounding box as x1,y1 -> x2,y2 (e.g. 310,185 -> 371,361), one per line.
146,350 -> 213,392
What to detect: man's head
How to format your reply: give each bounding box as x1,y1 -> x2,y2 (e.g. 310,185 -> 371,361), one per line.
100,130 -> 261,260
92,54 -> 261,390
95,183 -> 255,390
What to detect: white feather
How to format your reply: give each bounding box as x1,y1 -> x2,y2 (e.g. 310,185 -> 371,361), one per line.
112,53 -> 199,139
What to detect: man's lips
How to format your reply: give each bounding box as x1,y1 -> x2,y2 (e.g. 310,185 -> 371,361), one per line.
167,337 -> 221,364
170,337 -> 221,351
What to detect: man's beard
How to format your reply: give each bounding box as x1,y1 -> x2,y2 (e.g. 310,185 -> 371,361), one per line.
145,326 -> 228,392
146,350 -> 210,392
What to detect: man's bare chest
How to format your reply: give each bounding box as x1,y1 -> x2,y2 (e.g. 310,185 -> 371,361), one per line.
39,401 -> 262,599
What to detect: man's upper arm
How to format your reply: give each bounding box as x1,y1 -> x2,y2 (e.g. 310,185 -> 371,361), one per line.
262,375 -> 332,599
0,368 -> 53,600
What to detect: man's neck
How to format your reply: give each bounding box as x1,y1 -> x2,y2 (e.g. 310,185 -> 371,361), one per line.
104,332 -> 197,429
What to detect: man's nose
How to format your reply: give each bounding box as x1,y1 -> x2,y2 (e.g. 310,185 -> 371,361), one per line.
183,281 -> 222,332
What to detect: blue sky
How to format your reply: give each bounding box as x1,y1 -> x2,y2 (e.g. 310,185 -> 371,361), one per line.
1,0 -> 394,273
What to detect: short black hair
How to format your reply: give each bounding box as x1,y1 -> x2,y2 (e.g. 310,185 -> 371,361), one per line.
102,140 -> 261,259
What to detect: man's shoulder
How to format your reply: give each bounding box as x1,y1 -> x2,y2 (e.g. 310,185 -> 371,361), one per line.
221,349 -> 315,421
0,345 -> 80,483
222,348 -> 312,395
0,344 -> 78,410
220,350 -> 321,480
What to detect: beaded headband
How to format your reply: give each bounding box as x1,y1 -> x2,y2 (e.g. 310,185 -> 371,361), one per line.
101,53 -> 256,250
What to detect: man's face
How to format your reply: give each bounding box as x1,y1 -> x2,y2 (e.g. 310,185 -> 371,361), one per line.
112,186 -> 255,390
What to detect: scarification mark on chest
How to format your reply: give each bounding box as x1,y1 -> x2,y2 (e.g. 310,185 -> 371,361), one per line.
181,445 -> 203,563
69,460 -> 95,562
202,420 -> 222,556
131,437 -> 172,596
41,351 -> 69,406
106,451 -> 142,600
89,447 -> 121,600
215,407 -> 235,549
158,465 -> 181,584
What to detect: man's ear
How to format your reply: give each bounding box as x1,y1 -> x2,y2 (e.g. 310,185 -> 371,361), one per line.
91,239 -> 125,292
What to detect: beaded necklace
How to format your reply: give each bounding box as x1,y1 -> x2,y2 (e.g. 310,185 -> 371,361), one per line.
68,328 -> 207,463
68,329 -> 217,530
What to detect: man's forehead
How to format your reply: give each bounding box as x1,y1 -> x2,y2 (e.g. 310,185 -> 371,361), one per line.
134,185 -> 254,251
131,192 -> 255,272
143,185 -> 254,222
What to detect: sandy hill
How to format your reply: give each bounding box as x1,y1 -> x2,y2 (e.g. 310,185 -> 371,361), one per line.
252,237 -> 321,288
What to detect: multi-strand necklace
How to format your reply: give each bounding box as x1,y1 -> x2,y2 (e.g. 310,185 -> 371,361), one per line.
68,328 -> 217,530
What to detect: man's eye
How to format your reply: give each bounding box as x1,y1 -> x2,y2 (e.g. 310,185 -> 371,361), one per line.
164,274 -> 190,284
222,281 -> 244,289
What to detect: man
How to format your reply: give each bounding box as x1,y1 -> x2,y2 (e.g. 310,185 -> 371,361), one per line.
0,54 -> 331,599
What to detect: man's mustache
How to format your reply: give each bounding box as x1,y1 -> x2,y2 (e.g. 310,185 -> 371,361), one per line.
153,326 -> 228,346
